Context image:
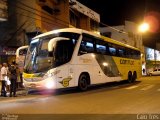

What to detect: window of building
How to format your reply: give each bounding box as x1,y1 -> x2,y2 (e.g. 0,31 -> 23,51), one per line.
90,19 -> 99,31
70,10 -> 80,28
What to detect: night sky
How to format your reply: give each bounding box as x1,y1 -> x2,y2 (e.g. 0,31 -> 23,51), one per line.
77,0 -> 160,49
77,0 -> 160,26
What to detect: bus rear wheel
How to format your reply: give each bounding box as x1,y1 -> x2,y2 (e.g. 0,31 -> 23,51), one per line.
78,74 -> 89,91
128,71 -> 132,83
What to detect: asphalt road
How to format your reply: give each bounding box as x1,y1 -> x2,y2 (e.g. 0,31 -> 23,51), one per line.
0,76 -> 160,119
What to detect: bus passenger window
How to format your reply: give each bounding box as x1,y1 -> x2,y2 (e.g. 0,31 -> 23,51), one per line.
96,44 -> 106,54
109,47 -> 116,56
79,41 -> 94,54
54,40 -> 74,66
79,36 -> 94,55
118,49 -> 125,57
86,42 -> 94,52
126,49 -> 131,58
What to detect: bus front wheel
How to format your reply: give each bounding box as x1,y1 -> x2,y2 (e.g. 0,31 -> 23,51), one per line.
78,73 -> 89,91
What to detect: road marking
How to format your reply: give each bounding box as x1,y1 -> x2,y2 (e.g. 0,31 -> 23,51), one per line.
125,85 -> 139,90
140,85 -> 155,91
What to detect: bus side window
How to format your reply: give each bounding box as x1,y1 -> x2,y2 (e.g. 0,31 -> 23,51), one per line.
109,47 -> 116,56
55,40 -> 74,64
133,50 -> 140,59
86,42 -> 94,52
96,39 -> 107,55
118,49 -> 125,57
78,35 -> 95,55
126,48 -> 131,58
136,51 -> 141,59
108,44 -> 117,56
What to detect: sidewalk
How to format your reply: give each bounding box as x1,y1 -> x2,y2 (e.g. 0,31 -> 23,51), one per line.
0,81 -> 27,98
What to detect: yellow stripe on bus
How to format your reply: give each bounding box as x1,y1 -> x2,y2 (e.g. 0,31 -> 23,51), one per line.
23,73 -> 35,78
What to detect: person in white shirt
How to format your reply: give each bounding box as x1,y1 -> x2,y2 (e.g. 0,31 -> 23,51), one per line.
1,63 -> 8,97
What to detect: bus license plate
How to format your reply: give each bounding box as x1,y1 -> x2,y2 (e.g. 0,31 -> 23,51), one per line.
30,83 -> 36,88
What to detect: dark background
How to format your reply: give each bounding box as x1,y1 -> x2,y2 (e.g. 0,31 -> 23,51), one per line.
77,0 -> 160,49
77,0 -> 160,25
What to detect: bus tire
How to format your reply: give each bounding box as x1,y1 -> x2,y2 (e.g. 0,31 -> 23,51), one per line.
78,73 -> 90,91
128,71 -> 132,83
132,71 -> 137,82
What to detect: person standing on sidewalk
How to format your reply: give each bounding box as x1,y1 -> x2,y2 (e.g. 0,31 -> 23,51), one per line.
0,64 -> 2,95
16,64 -> 21,89
9,61 -> 17,97
0,63 -> 8,97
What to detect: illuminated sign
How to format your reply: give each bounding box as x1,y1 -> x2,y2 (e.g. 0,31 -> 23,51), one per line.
146,47 -> 160,61
69,0 -> 100,22
0,0 -> 7,21
0,47 -> 16,55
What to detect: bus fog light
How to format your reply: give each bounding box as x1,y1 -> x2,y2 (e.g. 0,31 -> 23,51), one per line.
45,81 -> 55,89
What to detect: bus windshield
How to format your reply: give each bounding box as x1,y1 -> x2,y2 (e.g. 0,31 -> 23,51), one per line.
24,32 -> 80,73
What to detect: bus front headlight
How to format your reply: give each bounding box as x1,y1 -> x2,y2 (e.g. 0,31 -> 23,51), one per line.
45,80 -> 55,89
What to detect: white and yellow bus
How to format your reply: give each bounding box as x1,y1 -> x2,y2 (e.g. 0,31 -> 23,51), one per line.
21,28 -> 141,91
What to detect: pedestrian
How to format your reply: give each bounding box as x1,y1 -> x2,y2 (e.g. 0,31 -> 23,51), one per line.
16,64 -> 21,89
142,68 -> 145,75
9,60 -> 17,97
0,63 -> 8,97
0,64 -> 3,95
6,63 -> 11,92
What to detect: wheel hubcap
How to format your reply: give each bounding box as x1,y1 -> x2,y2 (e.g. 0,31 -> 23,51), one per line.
80,77 -> 87,88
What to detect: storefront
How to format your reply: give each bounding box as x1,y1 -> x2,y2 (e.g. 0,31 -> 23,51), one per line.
145,47 -> 160,74
0,46 -> 16,64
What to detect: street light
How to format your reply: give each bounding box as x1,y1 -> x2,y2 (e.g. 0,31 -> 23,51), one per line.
138,22 -> 150,75
138,22 -> 150,33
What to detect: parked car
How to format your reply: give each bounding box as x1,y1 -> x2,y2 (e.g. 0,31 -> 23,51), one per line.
149,69 -> 160,76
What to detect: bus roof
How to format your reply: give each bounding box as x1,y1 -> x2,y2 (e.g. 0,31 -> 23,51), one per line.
33,28 -> 140,51
33,28 -> 83,39
101,36 -> 140,51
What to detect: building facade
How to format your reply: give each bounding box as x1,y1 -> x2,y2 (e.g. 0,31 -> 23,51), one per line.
0,0 -> 100,63
100,21 -> 143,50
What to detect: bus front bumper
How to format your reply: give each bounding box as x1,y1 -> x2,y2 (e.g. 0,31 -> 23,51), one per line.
23,77 -> 56,90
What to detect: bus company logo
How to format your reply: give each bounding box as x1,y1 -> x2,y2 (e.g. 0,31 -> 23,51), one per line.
59,77 -> 72,87
120,59 -> 134,65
